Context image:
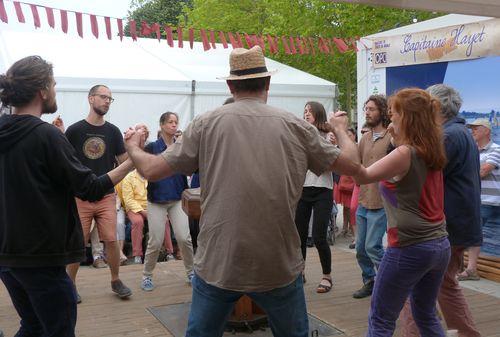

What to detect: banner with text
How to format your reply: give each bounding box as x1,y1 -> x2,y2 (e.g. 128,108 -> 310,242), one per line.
371,18 -> 500,68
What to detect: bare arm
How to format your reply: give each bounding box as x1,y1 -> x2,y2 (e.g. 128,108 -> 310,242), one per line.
106,158 -> 134,185
116,152 -> 128,165
354,145 -> 411,184
325,111 -> 361,176
124,127 -> 174,181
126,144 -> 174,181
480,162 -> 495,178
330,128 -> 361,176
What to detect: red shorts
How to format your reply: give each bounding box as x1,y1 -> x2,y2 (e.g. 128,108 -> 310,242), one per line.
75,193 -> 117,243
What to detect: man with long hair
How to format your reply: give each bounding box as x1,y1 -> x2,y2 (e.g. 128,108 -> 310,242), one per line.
352,95 -> 392,299
0,56 -> 133,336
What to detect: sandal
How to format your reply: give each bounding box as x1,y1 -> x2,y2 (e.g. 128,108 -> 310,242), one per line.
457,269 -> 480,281
316,277 -> 332,293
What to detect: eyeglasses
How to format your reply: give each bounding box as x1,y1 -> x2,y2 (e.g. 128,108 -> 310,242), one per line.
363,106 -> 378,112
92,94 -> 115,103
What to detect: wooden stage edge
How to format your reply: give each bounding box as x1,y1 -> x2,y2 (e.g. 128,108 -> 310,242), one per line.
1,243 -> 500,337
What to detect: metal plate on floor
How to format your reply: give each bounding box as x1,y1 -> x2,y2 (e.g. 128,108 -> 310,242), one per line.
148,302 -> 344,336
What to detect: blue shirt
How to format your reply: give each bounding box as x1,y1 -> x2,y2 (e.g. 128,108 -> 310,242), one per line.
443,117 -> 482,247
145,138 -> 188,203
190,172 -> 200,188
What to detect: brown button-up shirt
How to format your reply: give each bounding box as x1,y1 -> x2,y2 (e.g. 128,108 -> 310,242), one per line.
358,129 -> 392,209
162,97 -> 340,292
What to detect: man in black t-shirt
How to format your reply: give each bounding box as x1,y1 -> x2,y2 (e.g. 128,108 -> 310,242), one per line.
65,85 -> 132,300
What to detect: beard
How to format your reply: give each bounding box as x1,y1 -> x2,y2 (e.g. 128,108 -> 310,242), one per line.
93,106 -> 109,116
365,114 -> 382,128
42,98 -> 58,115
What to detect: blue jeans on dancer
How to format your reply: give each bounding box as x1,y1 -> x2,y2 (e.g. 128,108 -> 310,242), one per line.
0,266 -> 77,337
367,236 -> 451,337
356,206 -> 387,283
186,274 -> 308,337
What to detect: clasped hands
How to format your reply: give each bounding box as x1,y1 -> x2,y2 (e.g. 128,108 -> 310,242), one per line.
317,110 -> 349,134
124,124 -> 149,149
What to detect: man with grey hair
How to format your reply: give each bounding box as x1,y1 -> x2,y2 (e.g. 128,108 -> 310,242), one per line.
458,118 -> 500,280
401,84 -> 481,336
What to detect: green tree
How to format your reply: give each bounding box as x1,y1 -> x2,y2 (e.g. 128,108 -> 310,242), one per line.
128,0 -> 441,118
125,0 -> 193,35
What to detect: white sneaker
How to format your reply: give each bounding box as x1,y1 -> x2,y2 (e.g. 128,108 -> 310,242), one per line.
141,276 -> 154,291
134,256 -> 142,264
166,254 -> 175,261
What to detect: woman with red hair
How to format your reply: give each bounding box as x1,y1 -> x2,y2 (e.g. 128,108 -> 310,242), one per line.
354,88 -> 450,336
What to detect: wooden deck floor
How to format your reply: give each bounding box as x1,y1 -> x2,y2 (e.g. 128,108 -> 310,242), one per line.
1,241 -> 499,337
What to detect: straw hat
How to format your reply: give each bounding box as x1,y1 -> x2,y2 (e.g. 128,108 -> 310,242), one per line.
467,118 -> 491,130
218,46 -> 277,80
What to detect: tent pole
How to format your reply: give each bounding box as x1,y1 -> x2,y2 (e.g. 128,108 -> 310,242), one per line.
190,80 -> 196,121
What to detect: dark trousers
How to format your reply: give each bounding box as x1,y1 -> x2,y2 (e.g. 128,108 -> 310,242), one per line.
295,187 -> 333,275
189,218 -> 199,254
0,266 -> 77,337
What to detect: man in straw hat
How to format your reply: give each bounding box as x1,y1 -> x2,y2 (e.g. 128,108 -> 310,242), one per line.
124,46 -> 361,337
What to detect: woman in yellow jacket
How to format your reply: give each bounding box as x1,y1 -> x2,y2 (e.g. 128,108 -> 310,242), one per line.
122,169 -> 148,264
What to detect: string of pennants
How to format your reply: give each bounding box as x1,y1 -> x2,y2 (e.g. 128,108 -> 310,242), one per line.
0,0 -> 359,55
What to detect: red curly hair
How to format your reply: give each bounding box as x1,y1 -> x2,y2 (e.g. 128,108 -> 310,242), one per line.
389,88 -> 447,170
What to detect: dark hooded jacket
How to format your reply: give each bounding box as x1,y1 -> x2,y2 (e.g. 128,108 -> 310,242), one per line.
0,114 -> 113,267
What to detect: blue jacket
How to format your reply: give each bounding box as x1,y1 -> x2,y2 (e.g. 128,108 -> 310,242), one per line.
443,117 -> 482,247
145,138 -> 188,203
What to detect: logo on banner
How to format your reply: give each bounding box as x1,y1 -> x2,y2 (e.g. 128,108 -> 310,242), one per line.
371,18 -> 500,68
374,52 -> 387,64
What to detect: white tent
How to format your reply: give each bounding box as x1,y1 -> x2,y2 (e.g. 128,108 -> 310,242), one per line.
0,22 -> 335,134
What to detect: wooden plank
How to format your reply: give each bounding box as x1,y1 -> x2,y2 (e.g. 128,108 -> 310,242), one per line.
0,245 -> 499,336
464,252 -> 500,282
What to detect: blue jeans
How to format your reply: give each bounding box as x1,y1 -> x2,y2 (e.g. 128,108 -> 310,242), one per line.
0,266 -> 77,337
355,206 -> 387,283
367,237 -> 451,337
480,204 -> 500,255
186,274 -> 309,337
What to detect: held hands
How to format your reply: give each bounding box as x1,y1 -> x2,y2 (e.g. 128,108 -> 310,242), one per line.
52,115 -> 65,133
124,124 -> 149,150
328,110 -> 349,134
327,132 -> 337,145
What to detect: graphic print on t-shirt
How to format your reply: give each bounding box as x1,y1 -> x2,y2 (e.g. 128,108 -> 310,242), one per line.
83,136 -> 106,160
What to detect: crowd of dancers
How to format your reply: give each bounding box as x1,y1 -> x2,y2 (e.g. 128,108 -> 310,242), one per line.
0,45 -> 498,337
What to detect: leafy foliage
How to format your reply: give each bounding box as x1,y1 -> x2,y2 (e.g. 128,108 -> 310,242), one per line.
127,0 -> 441,118
125,0 -> 192,34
